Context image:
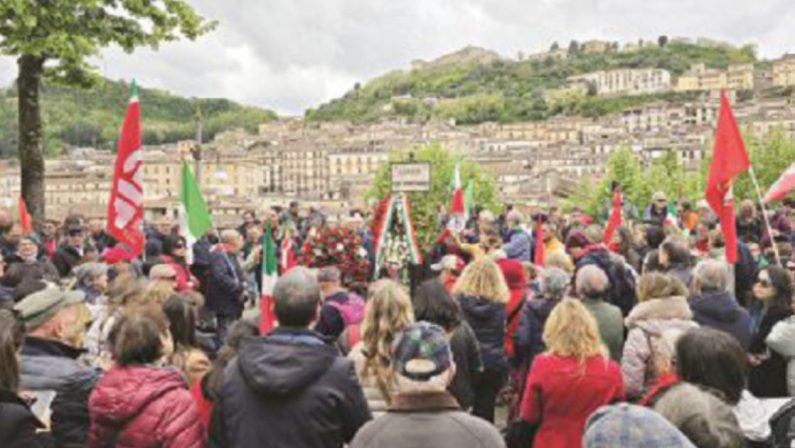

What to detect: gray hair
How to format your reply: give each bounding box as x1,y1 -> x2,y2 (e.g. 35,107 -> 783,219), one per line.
540,267 -> 570,301
272,266 -> 321,327
74,262 -> 108,287
692,259 -> 730,293
653,383 -> 744,448
220,229 -> 241,245
576,265 -> 609,299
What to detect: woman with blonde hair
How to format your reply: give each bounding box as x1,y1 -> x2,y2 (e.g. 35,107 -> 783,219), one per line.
519,298 -> 623,448
453,258 -> 509,423
348,279 -> 414,417
621,272 -> 697,398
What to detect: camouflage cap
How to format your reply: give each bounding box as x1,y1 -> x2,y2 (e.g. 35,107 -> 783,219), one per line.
392,321 -> 452,381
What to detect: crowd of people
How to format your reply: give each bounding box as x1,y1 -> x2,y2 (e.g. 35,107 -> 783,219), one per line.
1,194 -> 795,448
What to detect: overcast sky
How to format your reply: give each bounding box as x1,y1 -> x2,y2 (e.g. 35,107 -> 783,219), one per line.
0,0 -> 792,115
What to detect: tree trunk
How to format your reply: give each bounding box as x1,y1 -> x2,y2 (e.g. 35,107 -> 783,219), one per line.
17,54 -> 46,225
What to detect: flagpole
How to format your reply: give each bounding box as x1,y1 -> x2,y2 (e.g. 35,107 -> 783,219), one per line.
749,166 -> 782,267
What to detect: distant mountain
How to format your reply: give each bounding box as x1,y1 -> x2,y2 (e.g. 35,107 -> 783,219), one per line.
306,39 -> 759,124
0,78 -> 278,157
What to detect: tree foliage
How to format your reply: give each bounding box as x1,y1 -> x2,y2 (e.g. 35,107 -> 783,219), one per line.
0,0 -> 216,220
368,142 -> 500,251
564,129 -> 795,217
0,79 -> 276,157
308,42 -> 758,125
0,0 -> 216,86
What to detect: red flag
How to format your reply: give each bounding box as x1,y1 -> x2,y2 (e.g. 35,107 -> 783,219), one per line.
764,162 -> 795,203
705,91 -> 750,263
603,189 -> 622,245
107,81 -> 145,256
533,215 -> 545,266
18,197 -> 32,236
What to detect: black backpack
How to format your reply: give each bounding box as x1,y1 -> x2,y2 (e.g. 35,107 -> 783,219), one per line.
769,397 -> 795,447
582,252 -> 637,316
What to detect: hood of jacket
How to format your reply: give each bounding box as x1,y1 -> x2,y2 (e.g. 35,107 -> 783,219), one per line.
90,366 -> 186,426
690,291 -> 742,325
237,329 -> 337,397
457,294 -> 505,322
626,296 -> 692,328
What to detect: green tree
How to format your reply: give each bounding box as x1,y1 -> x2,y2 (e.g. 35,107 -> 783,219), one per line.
733,128 -> 795,202
368,142 -> 500,252
0,1 -> 216,222
658,35 -> 669,47
568,40 -> 580,57
550,42 -> 560,51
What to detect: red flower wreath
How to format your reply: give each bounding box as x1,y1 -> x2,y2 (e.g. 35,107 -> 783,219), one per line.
303,227 -> 370,289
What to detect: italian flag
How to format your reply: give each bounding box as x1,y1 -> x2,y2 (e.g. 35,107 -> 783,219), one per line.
663,202 -> 678,229
463,182 -> 474,222
179,160 -> 212,264
764,162 -> 795,203
259,222 -> 278,334
450,163 -> 465,215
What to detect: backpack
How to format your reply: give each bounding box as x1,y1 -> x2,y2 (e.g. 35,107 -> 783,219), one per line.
584,253 -> 637,316
327,292 -> 365,326
769,397 -> 795,447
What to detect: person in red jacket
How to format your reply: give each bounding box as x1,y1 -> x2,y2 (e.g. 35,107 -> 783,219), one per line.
87,306 -> 204,448
520,298 -> 623,448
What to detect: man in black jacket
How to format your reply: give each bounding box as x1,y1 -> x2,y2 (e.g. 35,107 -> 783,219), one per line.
209,266 -> 371,448
15,288 -> 100,448
206,229 -> 246,346
53,225 -> 86,277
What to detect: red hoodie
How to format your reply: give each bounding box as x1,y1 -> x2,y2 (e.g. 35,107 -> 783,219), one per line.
497,259 -> 528,359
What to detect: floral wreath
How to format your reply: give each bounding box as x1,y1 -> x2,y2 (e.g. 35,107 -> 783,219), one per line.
302,226 -> 370,289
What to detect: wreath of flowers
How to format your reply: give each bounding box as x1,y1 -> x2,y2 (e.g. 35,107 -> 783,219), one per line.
302,226 -> 370,288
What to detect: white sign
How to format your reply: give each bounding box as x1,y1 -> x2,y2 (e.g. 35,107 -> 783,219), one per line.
391,163 -> 431,192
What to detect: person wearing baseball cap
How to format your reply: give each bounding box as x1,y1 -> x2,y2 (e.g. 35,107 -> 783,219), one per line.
431,255 -> 464,294
14,287 -> 100,446
350,321 -> 504,448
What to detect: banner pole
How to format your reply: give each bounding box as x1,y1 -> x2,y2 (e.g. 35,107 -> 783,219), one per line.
749,166 -> 782,267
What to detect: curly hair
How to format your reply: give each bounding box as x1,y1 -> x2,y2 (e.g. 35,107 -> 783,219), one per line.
360,279 -> 414,404
543,298 -> 604,363
452,258 -> 509,303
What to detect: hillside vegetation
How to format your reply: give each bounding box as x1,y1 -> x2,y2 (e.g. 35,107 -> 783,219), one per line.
0,78 -> 277,157
306,41 -> 757,124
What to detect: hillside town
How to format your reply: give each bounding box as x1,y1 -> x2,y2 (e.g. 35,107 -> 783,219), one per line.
1,43 -> 793,225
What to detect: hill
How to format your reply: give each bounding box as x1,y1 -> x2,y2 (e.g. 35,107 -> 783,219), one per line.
0,78 -> 278,157
305,40 -> 758,124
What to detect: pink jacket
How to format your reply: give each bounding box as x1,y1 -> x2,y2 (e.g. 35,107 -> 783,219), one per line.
620,297 -> 697,398
88,366 -> 204,448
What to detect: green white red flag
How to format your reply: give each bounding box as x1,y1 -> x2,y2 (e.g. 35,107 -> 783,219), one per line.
259,222 -> 278,334
107,81 -> 145,256
450,163 -> 465,215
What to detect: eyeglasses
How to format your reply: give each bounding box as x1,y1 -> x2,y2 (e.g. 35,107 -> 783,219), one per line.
157,275 -> 177,281
755,279 -> 772,288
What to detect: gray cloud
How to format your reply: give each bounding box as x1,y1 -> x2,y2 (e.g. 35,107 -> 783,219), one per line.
0,0 -> 792,115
